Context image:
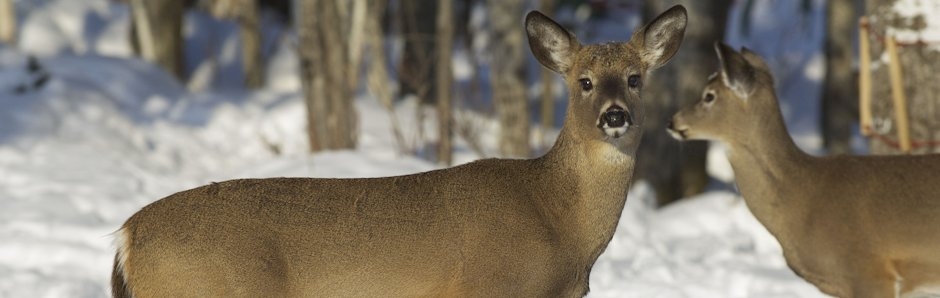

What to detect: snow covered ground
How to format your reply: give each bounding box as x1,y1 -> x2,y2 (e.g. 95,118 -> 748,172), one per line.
0,1 -> 840,297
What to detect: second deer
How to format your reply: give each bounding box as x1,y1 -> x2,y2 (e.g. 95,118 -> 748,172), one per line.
669,43 -> 940,298
111,6 -> 688,298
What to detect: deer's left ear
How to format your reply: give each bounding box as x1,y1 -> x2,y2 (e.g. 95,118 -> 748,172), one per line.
631,5 -> 687,70
714,42 -> 756,99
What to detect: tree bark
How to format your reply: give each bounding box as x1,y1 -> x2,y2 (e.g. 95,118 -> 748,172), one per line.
238,0 -> 263,89
865,0 -> 940,155
326,1 -> 357,149
297,0 -> 327,151
821,0 -> 858,155
638,0 -> 730,206
205,0 -> 265,88
488,0 -> 530,158
297,0 -> 358,152
537,0 -> 556,150
0,0 -> 15,45
398,0 -> 438,102
436,0 -> 454,165
129,0 -> 185,80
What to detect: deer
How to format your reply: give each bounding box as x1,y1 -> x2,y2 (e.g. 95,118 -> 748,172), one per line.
111,6 -> 687,298
668,42 -> 940,298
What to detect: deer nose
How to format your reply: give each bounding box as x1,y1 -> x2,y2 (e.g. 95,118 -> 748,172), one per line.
602,107 -> 632,128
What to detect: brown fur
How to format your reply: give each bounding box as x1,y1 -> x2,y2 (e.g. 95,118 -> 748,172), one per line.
669,43 -> 940,298
112,7 -> 687,298
111,253 -> 130,298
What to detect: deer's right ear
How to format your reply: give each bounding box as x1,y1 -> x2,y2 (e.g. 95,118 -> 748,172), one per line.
714,42 -> 756,98
526,11 -> 580,73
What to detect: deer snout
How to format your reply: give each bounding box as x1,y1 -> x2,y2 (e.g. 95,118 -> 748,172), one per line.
604,108 -> 630,128
666,116 -> 689,140
598,105 -> 632,138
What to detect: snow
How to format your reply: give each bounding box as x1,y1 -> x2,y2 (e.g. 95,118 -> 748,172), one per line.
889,0 -> 940,52
0,1 -> 837,297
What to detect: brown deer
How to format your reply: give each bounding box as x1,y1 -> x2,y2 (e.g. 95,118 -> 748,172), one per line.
111,6 -> 687,297
668,43 -> 940,298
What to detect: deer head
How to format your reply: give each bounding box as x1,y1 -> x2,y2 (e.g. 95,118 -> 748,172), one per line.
668,42 -> 777,145
526,6 -> 687,158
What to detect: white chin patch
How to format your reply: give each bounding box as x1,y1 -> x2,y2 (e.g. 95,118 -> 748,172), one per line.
667,128 -> 684,140
602,124 -> 629,138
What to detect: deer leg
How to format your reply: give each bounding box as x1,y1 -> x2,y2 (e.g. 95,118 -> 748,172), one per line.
848,267 -> 898,298
898,268 -> 940,297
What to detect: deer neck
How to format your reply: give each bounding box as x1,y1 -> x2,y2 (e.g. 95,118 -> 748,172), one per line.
724,98 -> 813,240
537,122 -> 637,261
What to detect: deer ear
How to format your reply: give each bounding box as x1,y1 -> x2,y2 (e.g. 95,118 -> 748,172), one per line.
526,11 -> 581,73
633,5 -> 687,70
714,42 -> 756,98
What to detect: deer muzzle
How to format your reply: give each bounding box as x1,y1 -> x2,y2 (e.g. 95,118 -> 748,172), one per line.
666,117 -> 689,140
598,106 -> 632,138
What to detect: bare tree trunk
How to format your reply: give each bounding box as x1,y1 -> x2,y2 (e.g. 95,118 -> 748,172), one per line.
129,0 -> 185,80
325,1 -> 357,149
639,0 -> 730,206
488,0 -> 529,158
398,1 -> 438,103
865,0 -> 940,155
365,0 -> 412,152
239,0 -> 264,88
436,0 -> 454,165
821,0 -> 857,154
206,0 -> 264,88
347,0 -> 367,94
537,0 -> 556,150
297,0 -> 328,151
297,0 -> 358,152
0,0 -> 15,45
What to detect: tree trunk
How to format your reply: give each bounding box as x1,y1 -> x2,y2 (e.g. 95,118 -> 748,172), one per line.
129,0 -> 185,80
537,0 -> 556,150
206,0 -> 264,88
436,0 -> 454,165
327,1 -> 357,149
638,0 -> 730,206
821,0 -> 857,155
398,0 -> 438,102
865,0 -> 940,155
297,0 -> 358,152
297,0 -> 327,151
488,0 -> 529,158
239,0 -> 264,88
0,0 -> 15,45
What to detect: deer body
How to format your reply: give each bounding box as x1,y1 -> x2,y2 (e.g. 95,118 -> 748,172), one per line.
113,7 -> 687,298
116,156 -> 624,297
669,43 -> 940,298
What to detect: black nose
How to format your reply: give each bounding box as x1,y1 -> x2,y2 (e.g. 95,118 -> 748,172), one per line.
667,120 -> 674,130
603,108 -> 631,128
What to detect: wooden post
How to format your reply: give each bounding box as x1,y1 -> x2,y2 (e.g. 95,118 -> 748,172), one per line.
885,35 -> 911,153
858,17 -> 873,136
0,0 -> 16,45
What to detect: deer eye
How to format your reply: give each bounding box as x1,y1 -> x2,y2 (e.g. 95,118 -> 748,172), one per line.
628,75 -> 641,88
704,92 -> 715,103
578,78 -> 593,91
